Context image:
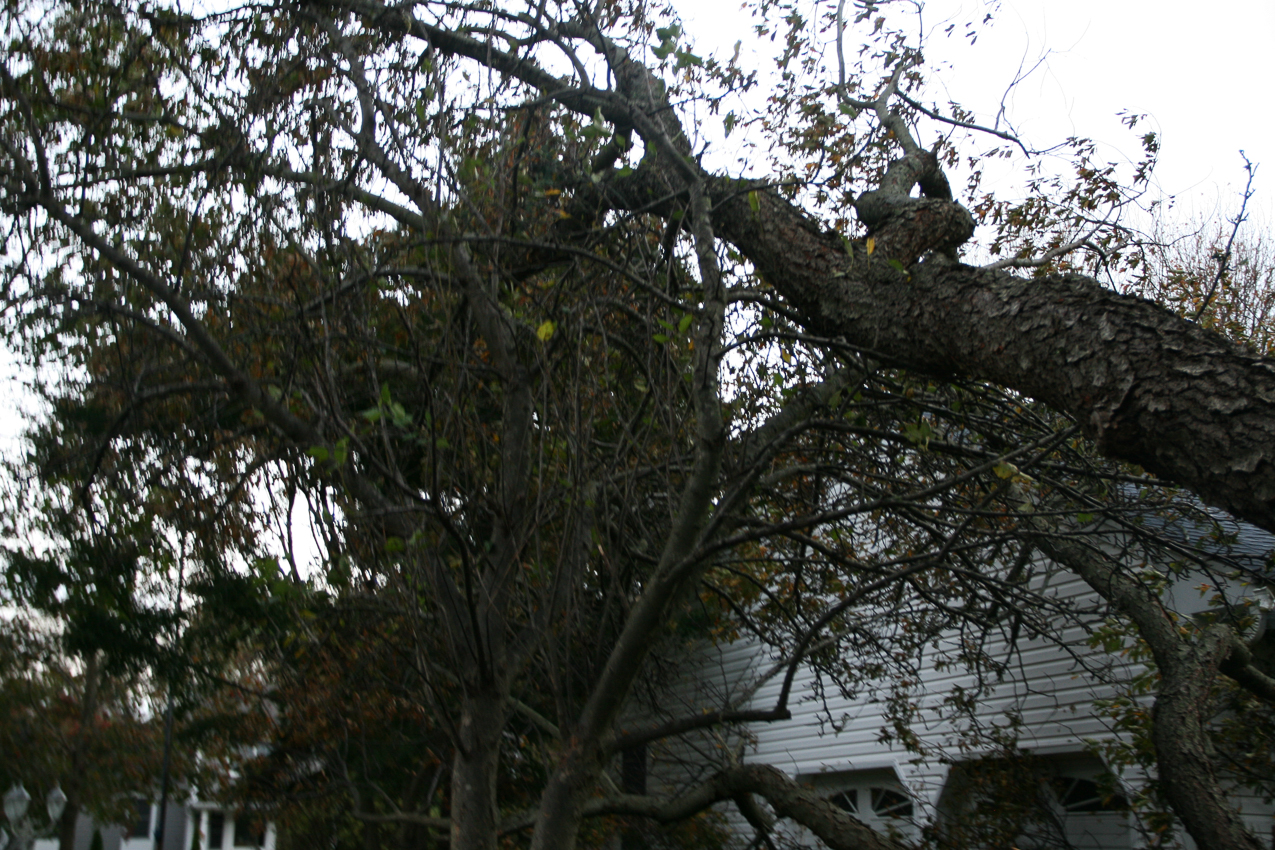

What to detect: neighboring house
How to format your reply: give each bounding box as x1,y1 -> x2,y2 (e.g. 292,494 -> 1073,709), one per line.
185,804 -> 275,850
658,517 -> 1275,849
32,798 -> 275,850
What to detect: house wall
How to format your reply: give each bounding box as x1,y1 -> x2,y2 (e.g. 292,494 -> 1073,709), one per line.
185,806 -> 276,850
656,557 -> 1275,849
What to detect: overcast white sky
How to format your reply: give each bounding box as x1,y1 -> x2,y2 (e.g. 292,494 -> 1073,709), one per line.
673,0 -> 1275,223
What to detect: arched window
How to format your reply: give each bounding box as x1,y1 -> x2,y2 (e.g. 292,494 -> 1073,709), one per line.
827,789 -> 858,813
1050,776 -> 1128,813
870,787 -> 914,819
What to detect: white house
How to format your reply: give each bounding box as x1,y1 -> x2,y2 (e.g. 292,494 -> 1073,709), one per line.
653,518 -> 1275,849
32,798 -> 275,850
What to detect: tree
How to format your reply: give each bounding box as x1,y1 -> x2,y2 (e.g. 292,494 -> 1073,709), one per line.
0,396 -> 255,849
1,2 -> 1272,849
0,618 -> 167,848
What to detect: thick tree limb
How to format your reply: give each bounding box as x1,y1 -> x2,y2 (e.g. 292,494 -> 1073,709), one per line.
699,179 -> 1275,534
347,0 -> 1275,534
395,9 -> 1275,535
1030,530 -> 1266,850
579,764 -> 908,850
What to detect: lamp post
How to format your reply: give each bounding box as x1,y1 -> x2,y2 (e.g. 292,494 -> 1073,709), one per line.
0,784 -> 68,850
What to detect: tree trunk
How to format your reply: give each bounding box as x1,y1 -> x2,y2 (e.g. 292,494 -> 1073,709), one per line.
58,650 -> 100,850
449,694 -> 505,850
1150,629 -> 1266,850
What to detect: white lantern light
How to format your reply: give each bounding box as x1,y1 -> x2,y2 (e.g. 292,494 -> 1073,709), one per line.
46,786 -> 67,824
2,786 -> 29,824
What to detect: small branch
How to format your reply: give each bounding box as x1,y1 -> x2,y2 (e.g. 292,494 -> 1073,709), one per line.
896,91 -> 1030,156
352,810 -> 449,830
509,696 -> 560,738
1194,152 -> 1257,320
982,220 -> 1111,271
609,708 -> 791,754
833,0 -> 858,119
872,58 -> 921,156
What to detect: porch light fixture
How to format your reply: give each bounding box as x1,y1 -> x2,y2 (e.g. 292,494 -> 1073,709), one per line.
1,784 -> 69,850
2,786 -> 29,825
45,787 -> 66,824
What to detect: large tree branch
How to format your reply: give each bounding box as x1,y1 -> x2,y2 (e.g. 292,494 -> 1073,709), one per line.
1030,530 -> 1266,850
347,0 -> 1275,534
700,180 -> 1275,534
439,20 -> 1275,533
579,764 -> 908,850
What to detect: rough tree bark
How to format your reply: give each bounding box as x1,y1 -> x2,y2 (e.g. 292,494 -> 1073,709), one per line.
707,178 -> 1275,537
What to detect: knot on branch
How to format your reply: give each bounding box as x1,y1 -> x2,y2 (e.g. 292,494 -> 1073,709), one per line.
861,197 -> 975,266
854,150 -> 971,263
854,149 -> 952,230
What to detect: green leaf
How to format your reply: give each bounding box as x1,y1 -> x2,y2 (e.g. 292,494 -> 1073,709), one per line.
677,313 -> 694,333
903,421 -> 934,447
307,446 -> 330,463
653,333 -> 670,344
748,190 -> 760,213
674,49 -> 703,69
993,461 -> 1018,479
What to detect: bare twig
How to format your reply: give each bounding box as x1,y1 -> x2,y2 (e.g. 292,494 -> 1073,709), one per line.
1194,152 -> 1258,320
